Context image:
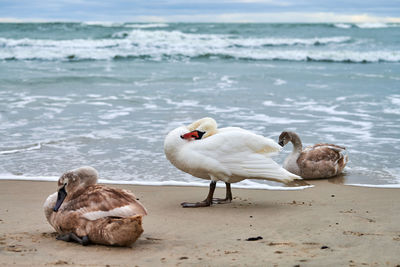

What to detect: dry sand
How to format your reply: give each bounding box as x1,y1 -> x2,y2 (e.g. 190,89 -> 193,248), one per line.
0,179 -> 399,266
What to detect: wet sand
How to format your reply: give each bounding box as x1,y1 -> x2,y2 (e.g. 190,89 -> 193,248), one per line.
0,179 -> 399,266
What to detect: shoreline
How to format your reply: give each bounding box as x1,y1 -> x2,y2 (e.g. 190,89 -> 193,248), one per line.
1,175 -> 400,189
1,179 -> 399,266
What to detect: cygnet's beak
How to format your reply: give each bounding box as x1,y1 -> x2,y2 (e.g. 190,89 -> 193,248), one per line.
53,185 -> 67,212
278,141 -> 284,147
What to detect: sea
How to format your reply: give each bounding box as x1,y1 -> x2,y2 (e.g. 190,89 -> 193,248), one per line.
1,22 -> 399,189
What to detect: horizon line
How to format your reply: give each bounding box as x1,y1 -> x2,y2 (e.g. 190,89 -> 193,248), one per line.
0,20 -> 399,24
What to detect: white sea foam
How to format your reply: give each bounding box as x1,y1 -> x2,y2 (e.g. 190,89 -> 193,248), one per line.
388,95 -> 400,106
383,95 -> 400,114
355,23 -> 389,29
125,23 -> 169,28
320,125 -> 372,140
165,98 -> 200,108
383,108 -> 400,115
306,83 -> 328,89
349,184 -> 400,188
355,73 -> 385,78
0,143 -> 41,155
299,104 -> 352,116
98,111 -> 130,120
87,94 -> 102,98
204,105 -> 243,114
334,23 -> 352,29
262,100 -> 291,107
111,31 -> 130,38
217,75 -> 237,89
0,174 -> 312,190
324,117 -> 373,129
2,30 -> 394,63
232,36 -> 352,47
2,174 -> 399,189
82,21 -> 124,27
274,79 -> 287,86
143,103 -> 159,109
235,113 -> 308,125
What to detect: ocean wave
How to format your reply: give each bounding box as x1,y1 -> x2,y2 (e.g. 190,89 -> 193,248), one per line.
0,30 -> 398,63
355,23 -> 389,29
81,22 -> 169,28
125,23 -> 169,28
2,50 -> 399,63
232,36 -> 352,47
81,21 -> 125,27
190,50 -> 400,63
0,143 -> 41,155
333,23 -> 400,29
0,29 -> 353,49
334,23 -> 352,29
0,51 -> 400,63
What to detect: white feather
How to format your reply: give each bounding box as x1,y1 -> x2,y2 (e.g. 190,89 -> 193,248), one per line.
82,205 -> 139,221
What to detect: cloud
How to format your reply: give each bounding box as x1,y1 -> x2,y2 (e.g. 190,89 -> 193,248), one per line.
0,0 -> 399,23
1,12 -> 399,23
232,0 -> 291,6
126,12 -> 400,23
0,17 -> 22,23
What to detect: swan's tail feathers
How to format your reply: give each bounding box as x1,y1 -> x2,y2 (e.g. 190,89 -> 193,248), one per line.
247,164 -> 302,184
239,157 -> 302,184
268,168 -> 302,184
90,215 -> 144,247
335,151 -> 349,172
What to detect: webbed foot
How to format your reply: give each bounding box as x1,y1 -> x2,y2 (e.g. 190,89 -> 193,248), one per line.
181,199 -> 212,208
212,197 -> 232,204
56,233 -> 90,246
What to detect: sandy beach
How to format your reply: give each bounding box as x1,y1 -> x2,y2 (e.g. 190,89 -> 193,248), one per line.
0,179 -> 399,266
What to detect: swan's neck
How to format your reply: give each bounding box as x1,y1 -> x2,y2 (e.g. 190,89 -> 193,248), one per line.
164,127 -> 186,166
282,133 -> 303,176
289,133 -> 303,155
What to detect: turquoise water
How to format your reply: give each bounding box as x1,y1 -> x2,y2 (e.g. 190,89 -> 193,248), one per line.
0,22 -> 399,187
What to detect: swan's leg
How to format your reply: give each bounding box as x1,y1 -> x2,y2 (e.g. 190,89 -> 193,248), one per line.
213,182 -> 233,204
56,233 -> 71,242
181,181 -> 216,208
56,233 -> 90,246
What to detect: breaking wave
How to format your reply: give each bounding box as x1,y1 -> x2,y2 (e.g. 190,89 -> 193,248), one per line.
1,28 -> 396,63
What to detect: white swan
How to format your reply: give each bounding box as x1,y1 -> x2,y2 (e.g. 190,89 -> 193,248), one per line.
278,131 -> 348,179
164,117 -> 301,207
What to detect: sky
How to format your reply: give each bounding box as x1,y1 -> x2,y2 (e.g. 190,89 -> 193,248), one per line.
0,0 -> 399,23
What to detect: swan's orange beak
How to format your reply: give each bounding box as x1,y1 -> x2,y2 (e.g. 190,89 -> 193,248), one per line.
180,130 -> 205,140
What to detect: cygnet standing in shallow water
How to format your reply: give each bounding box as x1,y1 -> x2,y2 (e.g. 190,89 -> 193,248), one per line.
43,166 -> 147,246
278,131 -> 348,179
164,117 -> 301,208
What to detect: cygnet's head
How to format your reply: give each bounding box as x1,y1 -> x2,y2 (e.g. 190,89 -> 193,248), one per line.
278,131 -> 294,147
53,166 -> 99,212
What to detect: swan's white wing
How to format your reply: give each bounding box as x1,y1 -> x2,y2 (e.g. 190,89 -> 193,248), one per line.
187,130 -> 300,183
218,127 -> 282,154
